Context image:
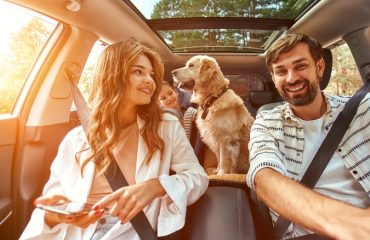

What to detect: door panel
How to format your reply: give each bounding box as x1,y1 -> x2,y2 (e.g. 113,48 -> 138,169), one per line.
0,117 -> 17,238
13,122 -> 74,234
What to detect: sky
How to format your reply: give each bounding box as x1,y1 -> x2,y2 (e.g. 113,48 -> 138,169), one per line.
131,0 -> 160,18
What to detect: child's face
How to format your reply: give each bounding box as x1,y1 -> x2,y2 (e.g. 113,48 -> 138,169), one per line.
158,85 -> 179,110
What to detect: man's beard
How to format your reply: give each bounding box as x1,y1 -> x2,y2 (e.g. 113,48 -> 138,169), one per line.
278,77 -> 320,106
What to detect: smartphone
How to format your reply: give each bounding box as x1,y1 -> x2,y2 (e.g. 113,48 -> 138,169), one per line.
36,202 -> 96,216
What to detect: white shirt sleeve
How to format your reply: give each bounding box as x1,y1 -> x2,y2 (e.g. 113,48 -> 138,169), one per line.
157,118 -> 208,236
19,128 -> 83,240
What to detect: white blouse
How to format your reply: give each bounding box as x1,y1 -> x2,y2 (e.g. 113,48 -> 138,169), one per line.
20,113 -> 208,240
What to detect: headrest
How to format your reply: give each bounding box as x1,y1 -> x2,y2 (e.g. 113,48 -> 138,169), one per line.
320,48 -> 332,90
249,91 -> 274,107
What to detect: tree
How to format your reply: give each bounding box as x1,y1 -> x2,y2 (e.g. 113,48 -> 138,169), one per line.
9,18 -> 50,82
151,0 -> 302,52
326,45 -> 362,96
0,18 -> 51,114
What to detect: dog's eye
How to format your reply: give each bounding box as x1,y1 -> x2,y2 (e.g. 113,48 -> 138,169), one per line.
188,63 -> 194,67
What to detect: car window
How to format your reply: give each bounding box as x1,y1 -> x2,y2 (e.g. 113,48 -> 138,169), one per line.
77,40 -> 107,102
324,43 -> 362,96
130,0 -> 321,53
0,1 -> 57,114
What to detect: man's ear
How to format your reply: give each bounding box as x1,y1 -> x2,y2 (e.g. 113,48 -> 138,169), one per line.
316,57 -> 325,77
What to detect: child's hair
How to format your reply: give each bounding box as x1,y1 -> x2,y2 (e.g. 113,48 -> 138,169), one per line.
161,81 -> 175,90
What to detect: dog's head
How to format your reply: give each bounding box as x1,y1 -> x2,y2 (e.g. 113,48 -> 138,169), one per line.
172,55 -> 227,92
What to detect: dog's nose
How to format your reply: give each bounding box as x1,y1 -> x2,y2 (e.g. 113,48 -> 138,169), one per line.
171,70 -> 177,76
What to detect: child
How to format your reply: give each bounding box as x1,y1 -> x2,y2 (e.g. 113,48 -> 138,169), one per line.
159,81 -> 197,140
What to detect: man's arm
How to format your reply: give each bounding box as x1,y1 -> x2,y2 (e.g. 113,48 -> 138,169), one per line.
255,168 -> 370,239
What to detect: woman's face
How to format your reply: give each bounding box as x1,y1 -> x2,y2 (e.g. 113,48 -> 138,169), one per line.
158,85 -> 179,110
123,54 -> 156,107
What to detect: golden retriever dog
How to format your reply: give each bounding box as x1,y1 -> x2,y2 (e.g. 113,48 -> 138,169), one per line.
172,55 -> 254,175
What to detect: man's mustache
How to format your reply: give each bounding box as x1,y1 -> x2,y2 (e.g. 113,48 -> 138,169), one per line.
285,79 -> 308,88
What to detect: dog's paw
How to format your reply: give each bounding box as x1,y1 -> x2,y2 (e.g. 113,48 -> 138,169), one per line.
216,169 -> 226,175
205,167 -> 217,175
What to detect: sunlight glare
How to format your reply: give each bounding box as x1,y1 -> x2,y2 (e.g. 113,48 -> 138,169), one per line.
0,2 -> 29,56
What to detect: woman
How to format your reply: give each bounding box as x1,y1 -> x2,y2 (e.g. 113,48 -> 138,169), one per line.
20,40 -> 208,240
158,81 -> 197,140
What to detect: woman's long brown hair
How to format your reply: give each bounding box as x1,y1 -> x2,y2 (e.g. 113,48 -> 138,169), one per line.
79,39 -> 165,175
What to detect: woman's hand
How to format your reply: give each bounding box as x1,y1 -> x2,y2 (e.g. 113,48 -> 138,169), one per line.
34,195 -> 105,228
93,178 -> 165,224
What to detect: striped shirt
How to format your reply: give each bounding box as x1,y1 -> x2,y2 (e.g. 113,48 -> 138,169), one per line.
246,92 -> 370,238
183,107 -> 197,140
162,106 -> 197,141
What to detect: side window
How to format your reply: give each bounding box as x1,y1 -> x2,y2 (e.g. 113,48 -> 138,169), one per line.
324,43 -> 362,96
78,41 -> 107,101
0,1 -> 57,114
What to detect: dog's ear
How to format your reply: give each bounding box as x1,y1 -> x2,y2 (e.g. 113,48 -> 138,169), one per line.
199,58 -> 217,84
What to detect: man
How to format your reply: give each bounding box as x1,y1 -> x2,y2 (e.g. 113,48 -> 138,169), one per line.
246,33 -> 370,239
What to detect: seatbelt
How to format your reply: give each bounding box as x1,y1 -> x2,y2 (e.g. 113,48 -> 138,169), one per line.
105,157 -> 158,240
67,75 -> 158,240
273,78 -> 370,239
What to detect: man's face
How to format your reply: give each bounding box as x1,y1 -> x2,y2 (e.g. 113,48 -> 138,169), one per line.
271,42 -> 325,106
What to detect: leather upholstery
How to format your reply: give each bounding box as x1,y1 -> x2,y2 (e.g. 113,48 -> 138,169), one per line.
182,187 -> 257,240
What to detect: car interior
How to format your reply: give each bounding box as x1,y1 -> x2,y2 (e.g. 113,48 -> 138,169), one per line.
1,0 -> 370,239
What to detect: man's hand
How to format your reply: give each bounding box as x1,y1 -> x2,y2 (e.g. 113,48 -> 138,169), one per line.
255,168 -> 370,239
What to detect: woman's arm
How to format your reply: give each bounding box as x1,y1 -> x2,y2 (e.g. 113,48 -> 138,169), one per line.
93,178 -> 165,223
255,168 -> 370,239
163,117 -> 208,205
20,127 -> 97,239
34,195 -> 105,229
93,117 -> 208,236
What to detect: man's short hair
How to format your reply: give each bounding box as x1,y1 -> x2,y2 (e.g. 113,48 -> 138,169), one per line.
266,33 -> 323,73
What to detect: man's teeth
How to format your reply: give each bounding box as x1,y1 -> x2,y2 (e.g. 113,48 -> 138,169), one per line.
287,85 -> 304,92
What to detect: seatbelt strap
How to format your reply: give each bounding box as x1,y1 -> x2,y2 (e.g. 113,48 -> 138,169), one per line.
68,78 -> 158,240
105,157 -> 158,240
273,78 -> 370,239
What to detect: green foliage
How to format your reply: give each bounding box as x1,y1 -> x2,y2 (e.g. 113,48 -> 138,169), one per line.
325,44 -> 362,96
0,18 -> 51,114
151,0 -> 312,51
77,41 -> 106,103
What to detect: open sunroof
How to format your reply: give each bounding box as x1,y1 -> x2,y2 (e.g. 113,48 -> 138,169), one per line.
126,0 -> 321,53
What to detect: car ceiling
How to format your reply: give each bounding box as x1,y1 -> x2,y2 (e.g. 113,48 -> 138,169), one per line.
8,0 -> 370,80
